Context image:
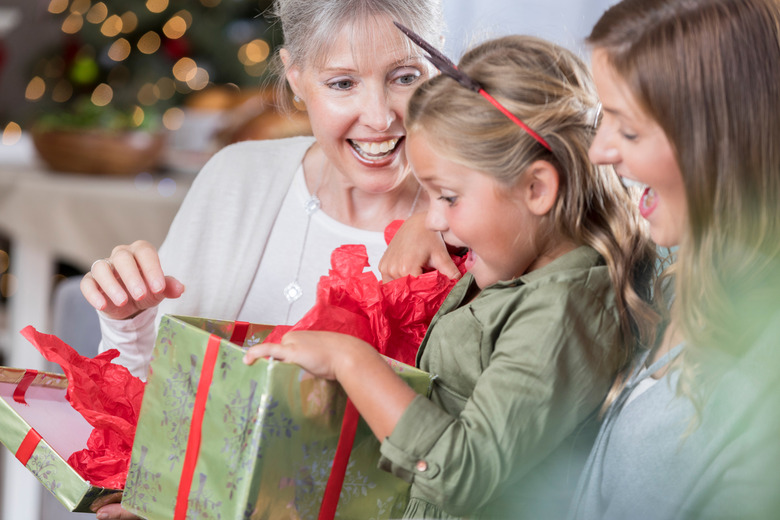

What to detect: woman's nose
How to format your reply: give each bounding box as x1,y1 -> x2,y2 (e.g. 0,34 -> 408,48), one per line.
360,87 -> 396,132
588,125 -> 620,166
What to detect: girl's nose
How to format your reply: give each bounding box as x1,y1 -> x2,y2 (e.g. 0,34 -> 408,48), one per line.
425,204 -> 448,233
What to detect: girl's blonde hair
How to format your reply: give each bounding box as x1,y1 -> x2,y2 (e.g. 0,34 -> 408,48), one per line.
589,0 -> 780,410
406,35 -> 660,401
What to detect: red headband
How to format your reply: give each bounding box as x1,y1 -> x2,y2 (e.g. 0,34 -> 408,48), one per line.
395,22 -> 552,152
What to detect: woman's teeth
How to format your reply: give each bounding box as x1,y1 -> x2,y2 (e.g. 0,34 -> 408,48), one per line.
351,138 -> 399,159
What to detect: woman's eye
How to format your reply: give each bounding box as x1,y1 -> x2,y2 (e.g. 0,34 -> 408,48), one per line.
328,79 -> 355,90
620,130 -> 638,141
397,73 -> 420,85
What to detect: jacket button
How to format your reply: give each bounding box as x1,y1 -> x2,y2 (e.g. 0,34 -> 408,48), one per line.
415,460 -> 428,472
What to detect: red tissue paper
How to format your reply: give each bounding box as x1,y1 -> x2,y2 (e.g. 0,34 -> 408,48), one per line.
20,326 -> 145,490
264,220 -> 467,366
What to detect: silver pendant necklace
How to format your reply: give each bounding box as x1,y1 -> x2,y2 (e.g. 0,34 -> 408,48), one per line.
283,166 -> 423,322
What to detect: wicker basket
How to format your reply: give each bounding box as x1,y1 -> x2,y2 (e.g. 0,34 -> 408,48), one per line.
31,129 -> 166,176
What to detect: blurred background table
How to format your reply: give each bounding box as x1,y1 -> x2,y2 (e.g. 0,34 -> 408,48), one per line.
0,134 -> 194,520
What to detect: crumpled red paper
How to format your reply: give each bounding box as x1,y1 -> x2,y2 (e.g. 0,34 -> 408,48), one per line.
264,220 -> 467,365
20,326 -> 144,490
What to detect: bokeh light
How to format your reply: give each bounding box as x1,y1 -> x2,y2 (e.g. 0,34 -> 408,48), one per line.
162,15 -> 188,39
146,0 -> 169,14
52,79 -> 74,103
137,83 -> 158,105
138,31 -> 161,54
108,38 -> 132,62
162,107 -> 185,130
120,11 -> 139,33
2,123 -> 22,146
69,0 -> 91,15
158,177 -> 177,197
187,68 -> 210,90
86,3 -> 108,24
172,57 -> 197,82
25,77 -> 46,101
101,14 -> 124,37
48,0 -> 69,14
62,13 -> 84,34
155,77 -> 176,100
0,250 -> 9,273
91,83 -> 114,106
132,106 -> 146,127
1,274 -> 17,299
239,39 -> 270,65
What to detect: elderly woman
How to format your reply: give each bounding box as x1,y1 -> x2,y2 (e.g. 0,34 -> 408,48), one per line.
81,0 -> 445,380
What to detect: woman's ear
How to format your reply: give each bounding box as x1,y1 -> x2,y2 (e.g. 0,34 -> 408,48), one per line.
280,49 -> 303,100
521,160 -> 560,216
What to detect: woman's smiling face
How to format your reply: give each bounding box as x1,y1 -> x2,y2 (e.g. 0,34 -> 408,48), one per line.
285,14 -> 432,193
589,49 -> 688,248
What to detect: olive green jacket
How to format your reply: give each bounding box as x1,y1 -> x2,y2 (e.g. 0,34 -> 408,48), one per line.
378,246 -> 622,519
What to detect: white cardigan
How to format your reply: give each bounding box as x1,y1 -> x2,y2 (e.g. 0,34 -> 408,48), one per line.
99,136 -> 390,378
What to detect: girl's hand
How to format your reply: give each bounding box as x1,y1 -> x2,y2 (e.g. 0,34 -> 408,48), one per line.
379,212 -> 461,282
243,331 -> 370,380
80,240 -> 185,320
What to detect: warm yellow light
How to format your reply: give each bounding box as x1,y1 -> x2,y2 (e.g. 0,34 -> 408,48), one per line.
86,2 -> 107,24
62,13 -> 84,34
69,0 -> 90,15
146,0 -> 168,14
120,11 -> 138,33
162,107 -> 185,131
172,57 -> 197,82
155,77 -> 176,100
137,83 -> 158,106
186,68 -> 210,91
108,38 -> 131,62
91,83 -> 114,106
100,14 -> 123,37
137,31 -> 161,54
162,15 -> 187,39
52,79 -> 74,102
25,77 -> 46,101
246,39 -> 270,64
1,273 -> 17,298
0,250 -> 9,274
132,106 -> 145,127
2,123 -> 22,146
48,0 -> 69,14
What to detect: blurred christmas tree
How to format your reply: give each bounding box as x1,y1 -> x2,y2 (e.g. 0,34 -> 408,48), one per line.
26,0 -> 281,130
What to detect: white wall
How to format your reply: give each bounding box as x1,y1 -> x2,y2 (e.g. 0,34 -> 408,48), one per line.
442,0 -> 619,61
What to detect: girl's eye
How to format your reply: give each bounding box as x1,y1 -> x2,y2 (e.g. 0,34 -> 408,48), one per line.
620,130 -> 638,141
328,79 -> 355,91
438,195 -> 457,206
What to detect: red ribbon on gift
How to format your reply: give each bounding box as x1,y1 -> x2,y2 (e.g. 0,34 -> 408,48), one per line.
174,333 -> 222,520
12,369 -> 38,405
318,398 -> 360,520
16,428 -> 42,466
229,321 -> 250,346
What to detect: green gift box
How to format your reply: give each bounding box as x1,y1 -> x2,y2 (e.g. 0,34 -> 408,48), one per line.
0,367 -> 121,512
123,314 -> 433,519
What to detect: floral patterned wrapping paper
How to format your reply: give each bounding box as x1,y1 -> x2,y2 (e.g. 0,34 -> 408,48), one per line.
0,367 -> 122,512
123,314 -> 434,520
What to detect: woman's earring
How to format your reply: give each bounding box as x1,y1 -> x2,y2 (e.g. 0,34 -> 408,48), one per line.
294,95 -> 301,103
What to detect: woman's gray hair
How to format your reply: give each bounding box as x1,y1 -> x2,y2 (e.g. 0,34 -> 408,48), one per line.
269,0 -> 444,90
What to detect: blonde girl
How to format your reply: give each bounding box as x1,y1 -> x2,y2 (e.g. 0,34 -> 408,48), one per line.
246,33 -> 656,519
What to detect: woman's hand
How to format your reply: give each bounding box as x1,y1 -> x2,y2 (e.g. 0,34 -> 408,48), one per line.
80,240 -> 185,320
379,212 -> 461,282
243,331 -> 369,380
90,493 -> 140,520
